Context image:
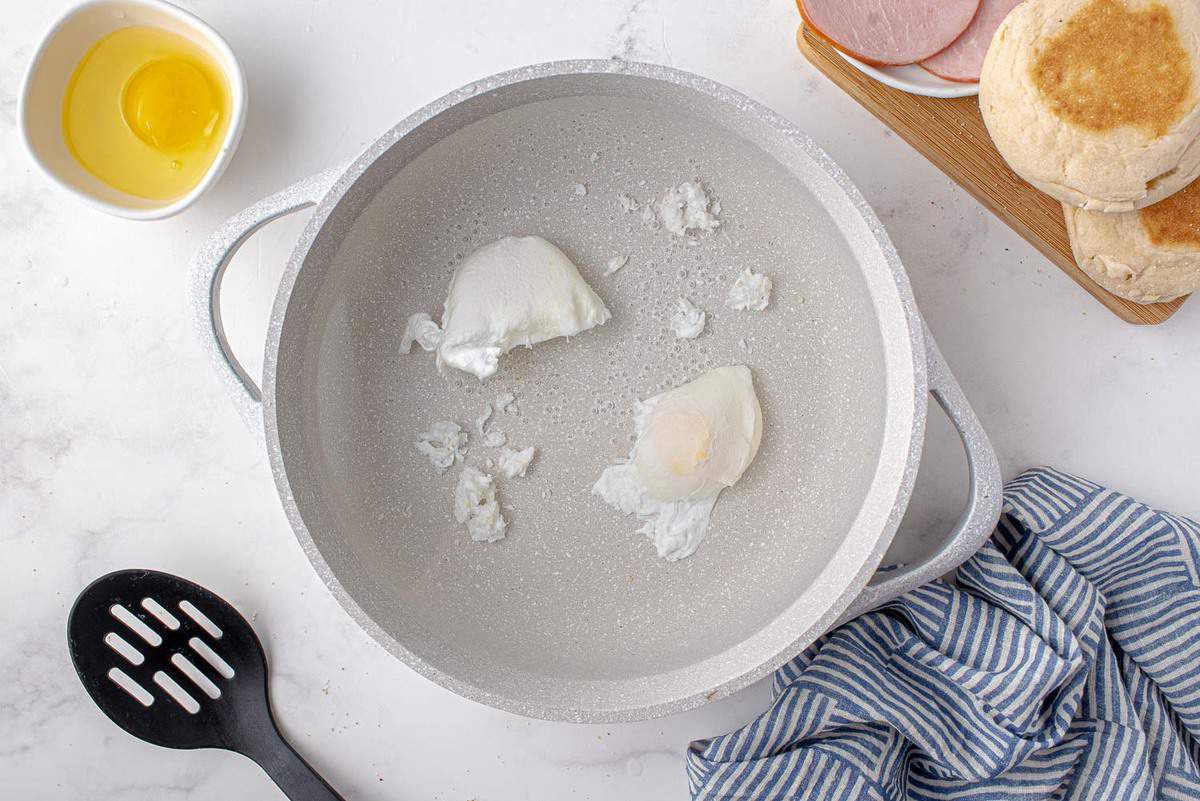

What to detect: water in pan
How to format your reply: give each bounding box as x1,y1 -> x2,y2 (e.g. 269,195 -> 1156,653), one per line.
296,94 -> 886,687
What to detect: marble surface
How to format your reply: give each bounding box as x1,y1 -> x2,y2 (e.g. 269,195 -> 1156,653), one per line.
4,1 -> 1200,798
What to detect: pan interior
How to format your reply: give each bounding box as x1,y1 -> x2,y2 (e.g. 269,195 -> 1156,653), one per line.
275,75 -> 901,713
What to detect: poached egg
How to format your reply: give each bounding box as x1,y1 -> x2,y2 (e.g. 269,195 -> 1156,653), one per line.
593,365 -> 763,560
436,236 -> 611,380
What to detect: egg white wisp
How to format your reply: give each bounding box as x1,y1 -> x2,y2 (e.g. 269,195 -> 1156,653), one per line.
593,365 -> 763,560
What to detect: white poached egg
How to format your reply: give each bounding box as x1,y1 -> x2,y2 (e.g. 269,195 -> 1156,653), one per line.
436,236 -> 611,380
593,365 -> 763,560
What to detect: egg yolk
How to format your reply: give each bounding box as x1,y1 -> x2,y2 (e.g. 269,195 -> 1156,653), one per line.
62,26 -> 230,201
122,58 -> 220,151
646,409 -> 714,477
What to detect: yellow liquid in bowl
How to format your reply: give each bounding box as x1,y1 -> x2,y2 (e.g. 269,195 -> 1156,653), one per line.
63,26 -> 232,201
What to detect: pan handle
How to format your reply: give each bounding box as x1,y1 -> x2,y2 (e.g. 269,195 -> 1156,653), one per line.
189,168 -> 343,436
835,323 -> 1003,625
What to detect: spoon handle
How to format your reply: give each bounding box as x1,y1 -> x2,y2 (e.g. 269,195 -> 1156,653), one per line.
246,729 -> 346,801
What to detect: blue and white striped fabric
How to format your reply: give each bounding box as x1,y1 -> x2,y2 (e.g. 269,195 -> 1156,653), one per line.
687,467 -> 1200,800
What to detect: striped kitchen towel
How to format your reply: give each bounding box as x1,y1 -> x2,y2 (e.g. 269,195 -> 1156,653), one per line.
687,467 -> 1200,800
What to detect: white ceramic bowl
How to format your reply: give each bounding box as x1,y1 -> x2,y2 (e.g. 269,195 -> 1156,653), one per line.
838,52 -> 979,99
19,0 -> 247,220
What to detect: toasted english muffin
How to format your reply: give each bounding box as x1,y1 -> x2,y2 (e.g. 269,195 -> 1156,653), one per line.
1065,177 -> 1200,302
981,0 -> 1200,211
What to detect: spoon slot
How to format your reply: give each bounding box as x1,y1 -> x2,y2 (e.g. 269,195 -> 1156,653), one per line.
103,632 -> 145,666
189,636 -> 235,679
153,670 -> 200,714
179,600 -> 223,639
107,667 -> 154,707
141,597 -> 182,630
109,604 -> 162,647
171,653 -> 221,699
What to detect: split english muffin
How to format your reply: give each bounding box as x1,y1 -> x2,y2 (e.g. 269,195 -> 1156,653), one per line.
1066,177 -> 1200,302
981,0 -> 1200,212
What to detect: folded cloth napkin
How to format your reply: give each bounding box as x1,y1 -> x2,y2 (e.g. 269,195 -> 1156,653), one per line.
687,467 -> 1200,800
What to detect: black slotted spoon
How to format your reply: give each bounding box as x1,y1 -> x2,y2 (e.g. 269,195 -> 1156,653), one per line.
68,569 -> 345,801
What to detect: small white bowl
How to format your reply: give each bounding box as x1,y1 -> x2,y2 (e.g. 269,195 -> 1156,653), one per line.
19,0 -> 247,220
837,52 -> 979,99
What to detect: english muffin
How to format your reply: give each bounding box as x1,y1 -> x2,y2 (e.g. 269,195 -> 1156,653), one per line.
1065,177 -> 1200,302
980,0 -> 1200,211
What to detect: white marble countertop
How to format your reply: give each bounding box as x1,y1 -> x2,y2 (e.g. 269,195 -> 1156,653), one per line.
4,1 -> 1199,798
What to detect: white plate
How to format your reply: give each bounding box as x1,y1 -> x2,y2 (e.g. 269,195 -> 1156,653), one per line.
838,51 -> 979,99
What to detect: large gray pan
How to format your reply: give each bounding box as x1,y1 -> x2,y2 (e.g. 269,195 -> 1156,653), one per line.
191,61 -> 1002,722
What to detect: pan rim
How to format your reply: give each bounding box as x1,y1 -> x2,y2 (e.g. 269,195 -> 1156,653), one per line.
261,59 -> 927,723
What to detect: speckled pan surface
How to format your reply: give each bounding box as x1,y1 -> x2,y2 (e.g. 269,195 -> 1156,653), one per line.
193,60 -> 1001,722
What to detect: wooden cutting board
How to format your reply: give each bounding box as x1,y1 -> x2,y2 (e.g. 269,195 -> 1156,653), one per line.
796,25 -> 1187,325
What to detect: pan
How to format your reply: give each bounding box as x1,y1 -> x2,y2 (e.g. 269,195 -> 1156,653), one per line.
190,60 -> 1002,722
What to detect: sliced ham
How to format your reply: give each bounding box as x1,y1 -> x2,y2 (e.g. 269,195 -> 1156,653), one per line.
798,0 -> 982,66
920,0 -> 1024,82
